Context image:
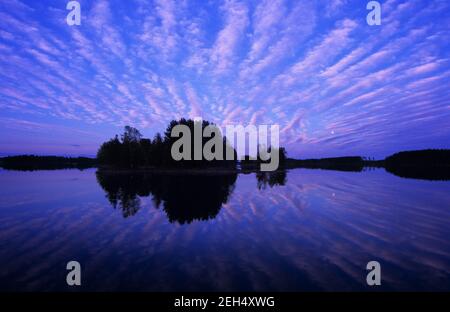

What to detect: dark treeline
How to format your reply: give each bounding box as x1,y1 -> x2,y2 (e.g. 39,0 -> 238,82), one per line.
0,155 -> 96,171
385,149 -> 450,166
384,149 -> 450,181
284,151 -> 450,180
97,119 -> 238,169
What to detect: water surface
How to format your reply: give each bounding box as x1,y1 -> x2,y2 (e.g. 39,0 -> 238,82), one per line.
0,168 -> 449,291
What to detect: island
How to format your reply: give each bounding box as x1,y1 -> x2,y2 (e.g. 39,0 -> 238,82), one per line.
1,119 -> 449,181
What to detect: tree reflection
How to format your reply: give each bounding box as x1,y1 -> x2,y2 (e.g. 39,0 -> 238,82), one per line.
96,171 -> 237,223
256,170 -> 287,190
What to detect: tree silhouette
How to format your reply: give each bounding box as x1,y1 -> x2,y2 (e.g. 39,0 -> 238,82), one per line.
0,155 -> 96,171
96,120 -> 238,170
121,126 -> 142,143
384,149 -> 450,181
163,118 -> 237,169
241,146 -> 287,170
96,171 -> 238,223
256,170 -> 287,189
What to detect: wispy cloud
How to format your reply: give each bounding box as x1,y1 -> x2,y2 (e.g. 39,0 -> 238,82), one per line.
0,0 -> 449,157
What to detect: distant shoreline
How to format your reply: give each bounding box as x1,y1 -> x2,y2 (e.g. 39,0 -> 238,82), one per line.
1,150 -> 449,181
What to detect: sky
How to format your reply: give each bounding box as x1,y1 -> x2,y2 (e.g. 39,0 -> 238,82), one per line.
0,0 -> 449,158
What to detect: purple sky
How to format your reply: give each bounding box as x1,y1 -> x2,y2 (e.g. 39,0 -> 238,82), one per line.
0,0 -> 449,159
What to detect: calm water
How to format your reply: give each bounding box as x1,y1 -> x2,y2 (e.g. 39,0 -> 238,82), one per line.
0,168 -> 449,291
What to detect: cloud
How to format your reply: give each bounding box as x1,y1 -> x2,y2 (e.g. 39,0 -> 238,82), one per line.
0,0 -> 449,157
185,83 -> 203,119
272,19 -> 357,89
239,1 -> 316,82
210,0 -> 249,74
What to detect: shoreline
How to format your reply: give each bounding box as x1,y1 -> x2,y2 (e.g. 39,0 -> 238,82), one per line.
96,166 -> 290,175
1,150 -> 450,180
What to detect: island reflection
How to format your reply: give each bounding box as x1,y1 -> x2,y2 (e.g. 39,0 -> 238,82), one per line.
96,170 -> 287,223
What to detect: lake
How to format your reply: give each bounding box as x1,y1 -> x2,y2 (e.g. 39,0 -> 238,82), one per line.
0,168 -> 449,291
